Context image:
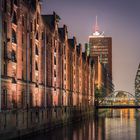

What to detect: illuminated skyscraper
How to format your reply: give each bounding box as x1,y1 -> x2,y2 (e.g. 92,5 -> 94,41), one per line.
89,16 -> 114,95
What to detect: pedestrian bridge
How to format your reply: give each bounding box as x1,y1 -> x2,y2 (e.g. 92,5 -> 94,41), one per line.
95,90 -> 140,108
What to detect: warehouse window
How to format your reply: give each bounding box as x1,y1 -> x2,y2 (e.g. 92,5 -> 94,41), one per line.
12,11 -> 17,25
12,29 -> 17,43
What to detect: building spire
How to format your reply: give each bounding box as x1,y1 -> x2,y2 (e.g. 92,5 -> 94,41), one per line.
92,16 -> 104,37
95,15 -> 99,32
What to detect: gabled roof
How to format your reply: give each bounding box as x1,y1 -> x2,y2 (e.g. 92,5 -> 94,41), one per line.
68,37 -> 77,49
76,44 -> 82,56
42,12 -> 60,30
58,25 -> 68,41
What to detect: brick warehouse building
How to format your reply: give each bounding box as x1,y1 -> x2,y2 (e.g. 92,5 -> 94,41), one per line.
0,0 -> 95,138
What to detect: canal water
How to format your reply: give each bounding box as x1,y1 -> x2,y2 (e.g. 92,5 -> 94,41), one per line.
27,109 -> 140,140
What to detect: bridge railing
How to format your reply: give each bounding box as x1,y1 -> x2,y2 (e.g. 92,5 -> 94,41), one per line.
95,90 -> 139,106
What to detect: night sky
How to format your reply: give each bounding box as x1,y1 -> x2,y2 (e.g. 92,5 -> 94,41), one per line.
42,0 -> 140,94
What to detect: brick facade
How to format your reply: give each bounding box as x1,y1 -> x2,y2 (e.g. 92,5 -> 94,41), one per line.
0,0 -> 94,111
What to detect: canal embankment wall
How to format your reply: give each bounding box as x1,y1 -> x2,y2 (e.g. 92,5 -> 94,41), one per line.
0,106 -> 94,140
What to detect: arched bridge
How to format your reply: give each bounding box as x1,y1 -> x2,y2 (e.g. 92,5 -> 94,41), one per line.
96,90 -> 140,108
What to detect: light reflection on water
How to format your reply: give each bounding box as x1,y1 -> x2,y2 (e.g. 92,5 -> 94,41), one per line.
28,109 -> 140,140
105,109 -> 136,140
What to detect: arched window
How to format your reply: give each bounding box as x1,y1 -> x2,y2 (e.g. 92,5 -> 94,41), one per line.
2,89 -> 7,109
12,29 -> 17,43
54,69 -> 56,77
11,50 -> 16,62
35,61 -> 38,70
41,32 -> 44,40
54,47 -> 56,52
3,42 -> 7,59
37,12 -> 39,24
30,93 -> 33,107
3,0 -> 7,12
12,11 -> 17,25
36,31 -> 38,40
35,45 -> 39,55
22,16 -> 24,26
12,91 -> 17,108
21,91 -> 26,108
14,0 -> 17,6
3,63 -> 7,76
54,56 -> 56,65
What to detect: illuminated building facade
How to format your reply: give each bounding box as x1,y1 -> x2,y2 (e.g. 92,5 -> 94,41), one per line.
135,63 -> 140,99
0,0 -> 45,110
88,17 -> 114,96
0,0 -> 94,129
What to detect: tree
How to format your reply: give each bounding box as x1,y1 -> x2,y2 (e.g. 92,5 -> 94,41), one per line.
94,86 -> 102,105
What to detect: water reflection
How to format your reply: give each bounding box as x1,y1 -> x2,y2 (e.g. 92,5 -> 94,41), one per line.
104,109 -> 136,140
28,109 -> 140,140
